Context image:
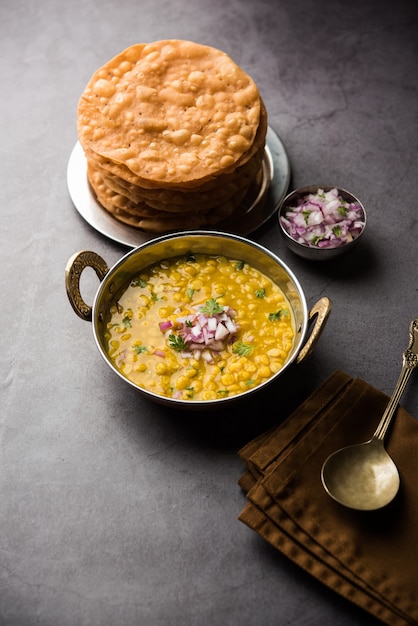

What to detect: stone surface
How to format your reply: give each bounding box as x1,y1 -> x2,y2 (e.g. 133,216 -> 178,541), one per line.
1,0 -> 417,624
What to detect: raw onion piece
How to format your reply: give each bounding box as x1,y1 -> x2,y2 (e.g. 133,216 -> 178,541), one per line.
159,320 -> 173,332
280,188 -> 365,249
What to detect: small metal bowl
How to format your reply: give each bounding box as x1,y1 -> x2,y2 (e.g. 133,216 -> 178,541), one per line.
278,185 -> 366,261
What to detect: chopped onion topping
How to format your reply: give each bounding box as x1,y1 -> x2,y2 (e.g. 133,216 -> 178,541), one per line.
159,320 -> 173,332
162,299 -> 239,359
280,187 -> 365,249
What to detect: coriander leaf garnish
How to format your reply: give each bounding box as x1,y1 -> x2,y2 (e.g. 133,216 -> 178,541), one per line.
122,315 -> 132,328
311,234 -> 324,245
235,260 -> 245,270
168,334 -> 189,352
302,209 -> 311,225
186,288 -> 195,299
255,288 -> 266,298
131,277 -> 147,288
133,345 -> 147,354
199,298 -> 223,316
232,341 -> 254,356
268,309 -> 289,321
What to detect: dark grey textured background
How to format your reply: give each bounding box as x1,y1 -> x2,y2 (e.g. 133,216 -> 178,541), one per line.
1,0 -> 417,624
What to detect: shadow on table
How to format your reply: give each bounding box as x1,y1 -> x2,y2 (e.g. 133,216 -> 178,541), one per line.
151,357 -> 325,452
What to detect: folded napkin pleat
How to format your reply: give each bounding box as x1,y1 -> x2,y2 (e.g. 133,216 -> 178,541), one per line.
238,371 -> 418,626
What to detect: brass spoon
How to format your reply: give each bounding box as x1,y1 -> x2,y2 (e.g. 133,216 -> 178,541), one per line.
321,318 -> 418,511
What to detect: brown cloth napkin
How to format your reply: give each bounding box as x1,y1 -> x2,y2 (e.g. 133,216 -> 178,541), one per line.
238,371 -> 418,626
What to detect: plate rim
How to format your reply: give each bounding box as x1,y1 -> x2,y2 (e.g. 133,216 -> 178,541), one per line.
67,125 -> 291,248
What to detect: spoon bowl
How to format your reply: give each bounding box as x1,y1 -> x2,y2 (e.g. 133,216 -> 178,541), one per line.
321,438 -> 400,510
321,318 -> 418,510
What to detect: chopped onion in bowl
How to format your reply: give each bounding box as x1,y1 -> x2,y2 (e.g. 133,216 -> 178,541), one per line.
279,187 -> 365,249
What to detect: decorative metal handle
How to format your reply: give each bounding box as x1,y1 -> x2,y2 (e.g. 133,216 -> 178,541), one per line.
296,296 -> 332,364
374,318 -> 418,441
403,318 -> 418,369
65,250 -> 109,321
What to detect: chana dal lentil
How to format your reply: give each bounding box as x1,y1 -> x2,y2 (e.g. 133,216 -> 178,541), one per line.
105,254 -> 295,401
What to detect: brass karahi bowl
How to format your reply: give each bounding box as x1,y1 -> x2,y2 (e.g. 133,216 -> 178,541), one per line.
65,230 -> 331,410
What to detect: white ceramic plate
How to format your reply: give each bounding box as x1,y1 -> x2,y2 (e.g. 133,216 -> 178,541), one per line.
67,125 -> 291,248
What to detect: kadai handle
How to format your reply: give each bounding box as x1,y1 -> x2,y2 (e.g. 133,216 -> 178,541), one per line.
65,250 -> 110,322
296,297 -> 332,364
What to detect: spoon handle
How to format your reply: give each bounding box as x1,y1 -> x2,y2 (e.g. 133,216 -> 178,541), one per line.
374,318 -> 418,441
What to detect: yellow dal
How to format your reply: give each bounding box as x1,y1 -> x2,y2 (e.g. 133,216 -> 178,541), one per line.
105,254 -> 295,401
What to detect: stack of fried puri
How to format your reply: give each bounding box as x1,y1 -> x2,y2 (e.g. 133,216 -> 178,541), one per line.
77,40 -> 268,233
